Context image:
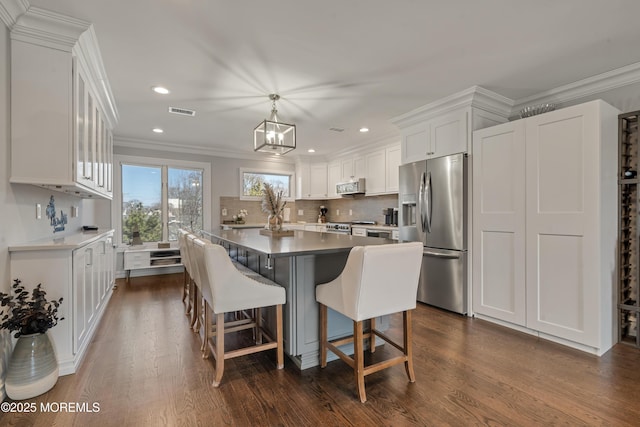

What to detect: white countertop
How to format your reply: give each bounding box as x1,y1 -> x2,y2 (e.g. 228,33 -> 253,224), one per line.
8,229 -> 114,252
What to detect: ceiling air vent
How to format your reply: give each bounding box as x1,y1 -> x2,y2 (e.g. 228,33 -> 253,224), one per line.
329,127 -> 344,132
168,107 -> 196,117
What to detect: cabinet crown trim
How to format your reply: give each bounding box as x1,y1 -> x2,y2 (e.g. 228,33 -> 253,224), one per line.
391,85 -> 513,128
9,5 -> 90,51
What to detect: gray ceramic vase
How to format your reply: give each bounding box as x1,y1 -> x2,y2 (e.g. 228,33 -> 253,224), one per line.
5,333 -> 59,400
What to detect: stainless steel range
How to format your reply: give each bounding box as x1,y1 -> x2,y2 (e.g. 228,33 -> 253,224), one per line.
325,222 -> 351,234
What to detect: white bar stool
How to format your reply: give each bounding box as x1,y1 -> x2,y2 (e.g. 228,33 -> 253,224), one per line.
198,241 -> 286,387
315,242 -> 423,403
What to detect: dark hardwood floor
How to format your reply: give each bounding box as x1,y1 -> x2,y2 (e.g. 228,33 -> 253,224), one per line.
2,273 -> 640,426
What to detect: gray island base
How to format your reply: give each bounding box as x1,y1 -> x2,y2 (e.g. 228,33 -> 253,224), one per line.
202,228 -> 395,369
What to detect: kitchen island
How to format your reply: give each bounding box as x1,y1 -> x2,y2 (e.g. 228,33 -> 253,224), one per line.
202,228 -> 394,369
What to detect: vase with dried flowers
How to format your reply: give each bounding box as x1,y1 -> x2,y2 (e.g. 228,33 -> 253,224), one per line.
0,279 -> 64,400
261,183 -> 287,231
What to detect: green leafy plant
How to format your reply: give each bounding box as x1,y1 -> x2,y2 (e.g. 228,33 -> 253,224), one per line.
0,279 -> 64,338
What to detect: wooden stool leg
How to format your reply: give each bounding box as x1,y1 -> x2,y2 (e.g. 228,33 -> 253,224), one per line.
255,307 -> 262,344
201,301 -> 210,359
276,304 -> 284,369
182,270 -> 188,302
354,320 -> 366,403
185,279 -> 193,315
213,312 -> 225,387
191,287 -> 199,332
370,317 -> 376,353
320,303 -> 328,368
403,310 -> 415,382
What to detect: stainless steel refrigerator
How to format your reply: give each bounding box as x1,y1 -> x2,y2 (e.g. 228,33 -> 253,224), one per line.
399,153 -> 467,314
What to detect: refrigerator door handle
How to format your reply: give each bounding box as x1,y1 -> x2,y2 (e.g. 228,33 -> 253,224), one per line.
423,249 -> 461,259
418,172 -> 426,232
425,171 -> 432,233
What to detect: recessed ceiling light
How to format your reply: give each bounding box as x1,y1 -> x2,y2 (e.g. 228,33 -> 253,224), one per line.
152,86 -> 170,95
359,127 -> 369,133
152,128 -> 164,133
308,149 -> 316,153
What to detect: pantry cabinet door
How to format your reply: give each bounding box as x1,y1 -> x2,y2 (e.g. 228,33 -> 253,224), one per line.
524,103 -> 603,346
472,121 -> 526,325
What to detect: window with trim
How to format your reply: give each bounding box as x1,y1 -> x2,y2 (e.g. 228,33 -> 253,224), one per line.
239,168 -> 294,200
115,156 -> 211,245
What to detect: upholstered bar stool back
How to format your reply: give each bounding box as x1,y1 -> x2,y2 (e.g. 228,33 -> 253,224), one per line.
201,243 -> 285,387
315,242 -> 423,402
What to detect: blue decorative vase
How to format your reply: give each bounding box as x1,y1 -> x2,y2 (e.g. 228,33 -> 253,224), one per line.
5,333 -> 59,400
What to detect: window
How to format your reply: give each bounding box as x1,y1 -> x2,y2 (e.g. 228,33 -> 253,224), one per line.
115,155 -> 210,245
240,168 -> 294,200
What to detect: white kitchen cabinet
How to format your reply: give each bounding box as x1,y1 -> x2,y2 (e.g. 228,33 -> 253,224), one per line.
351,227 -> 367,237
472,120 -> 526,326
10,230 -> 115,375
309,163 -> 328,199
400,122 -> 429,164
303,224 -> 327,232
385,145 -> 401,192
364,144 -> 401,195
472,100 -> 619,355
123,246 -> 182,282
9,14 -> 116,199
428,109 -> 467,158
341,156 -> 366,181
296,162 -> 328,199
327,161 -> 341,198
365,150 -> 386,195
399,109 -> 467,164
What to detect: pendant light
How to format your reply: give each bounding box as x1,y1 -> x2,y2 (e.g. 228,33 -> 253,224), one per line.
254,94 -> 296,155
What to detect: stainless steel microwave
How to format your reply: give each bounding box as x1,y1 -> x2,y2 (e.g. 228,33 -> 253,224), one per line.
336,178 -> 366,195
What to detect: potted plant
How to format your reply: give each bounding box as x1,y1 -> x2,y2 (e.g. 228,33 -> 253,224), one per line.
0,279 -> 64,400
233,209 -> 248,224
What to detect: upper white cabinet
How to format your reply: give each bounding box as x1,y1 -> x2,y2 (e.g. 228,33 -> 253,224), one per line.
472,100 -> 619,356
8,8 -> 118,199
340,156 -> 366,182
385,145 -> 401,192
365,150 -> 386,195
327,161 -> 341,198
392,86 -> 512,165
363,143 -> 401,196
400,109 -> 468,164
428,109 -> 467,158
296,145 -> 397,199
296,162 -> 328,199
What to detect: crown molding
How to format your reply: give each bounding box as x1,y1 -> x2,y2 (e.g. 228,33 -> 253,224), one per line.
0,0 -> 28,28
75,26 -> 119,124
512,61 -> 640,113
10,6 -> 90,51
114,137 -> 297,164
390,85 -> 513,128
5,3 -> 119,127
332,131 -> 400,159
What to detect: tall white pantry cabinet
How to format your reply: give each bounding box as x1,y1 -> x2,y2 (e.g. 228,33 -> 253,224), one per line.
472,100 -> 619,356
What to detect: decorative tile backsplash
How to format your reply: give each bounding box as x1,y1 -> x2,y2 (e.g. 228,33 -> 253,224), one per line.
220,194 -> 398,225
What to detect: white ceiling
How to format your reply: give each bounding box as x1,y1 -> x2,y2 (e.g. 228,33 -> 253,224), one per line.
26,0 -> 640,160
